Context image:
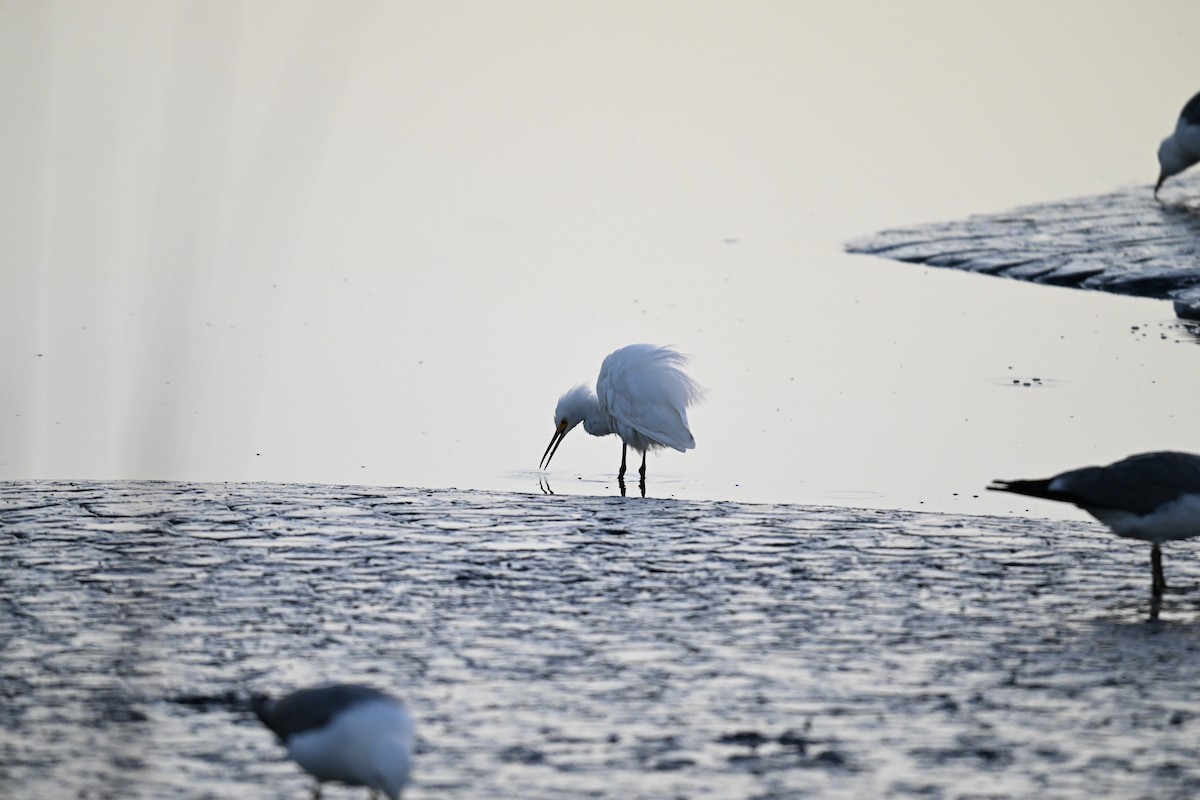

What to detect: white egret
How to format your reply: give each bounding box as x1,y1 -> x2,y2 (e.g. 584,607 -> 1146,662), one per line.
252,684 -> 415,800
1156,90 -> 1200,197
540,344 -> 702,494
989,451 -> 1200,600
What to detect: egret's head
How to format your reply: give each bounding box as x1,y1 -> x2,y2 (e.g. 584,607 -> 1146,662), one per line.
540,385 -> 593,469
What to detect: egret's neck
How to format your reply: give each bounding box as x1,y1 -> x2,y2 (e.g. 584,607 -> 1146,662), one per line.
580,397 -> 614,437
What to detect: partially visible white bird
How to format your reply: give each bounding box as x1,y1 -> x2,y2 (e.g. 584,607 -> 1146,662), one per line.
1156,90 -> 1200,197
989,451 -> 1200,599
252,684 -> 415,800
540,344 -> 702,492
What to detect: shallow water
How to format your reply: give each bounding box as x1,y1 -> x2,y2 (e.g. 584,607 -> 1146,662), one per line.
6,2 -> 1200,517
6,481 -> 1200,798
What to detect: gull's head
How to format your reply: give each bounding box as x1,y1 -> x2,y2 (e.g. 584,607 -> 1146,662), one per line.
1156,135 -> 1193,197
540,385 -> 594,469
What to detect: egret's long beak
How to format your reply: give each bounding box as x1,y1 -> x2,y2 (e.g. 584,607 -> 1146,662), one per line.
540,421 -> 569,469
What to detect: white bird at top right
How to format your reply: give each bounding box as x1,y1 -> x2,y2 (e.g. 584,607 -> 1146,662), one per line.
1156,90 -> 1200,198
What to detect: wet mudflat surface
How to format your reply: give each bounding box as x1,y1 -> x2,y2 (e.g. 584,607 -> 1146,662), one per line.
846,173 -> 1200,319
4,481 -> 1200,799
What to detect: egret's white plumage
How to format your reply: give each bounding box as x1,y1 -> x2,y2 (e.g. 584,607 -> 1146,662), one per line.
541,344 -> 702,491
252,684 -> 414,800
1156,90 -> 1200,197
989,451 -> 1200,599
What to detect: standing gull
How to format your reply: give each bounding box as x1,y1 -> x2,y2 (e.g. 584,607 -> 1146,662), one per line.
989,451 -> 1200,598
1156,90 -> 1200,197
540,343 -> 702,496
252,684 -> 415,800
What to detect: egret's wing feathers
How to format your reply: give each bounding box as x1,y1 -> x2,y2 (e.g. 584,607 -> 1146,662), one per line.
600,377 -> 693,451
597,345 -> 701,452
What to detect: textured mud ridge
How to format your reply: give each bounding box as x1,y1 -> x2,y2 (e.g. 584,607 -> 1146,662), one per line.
4,481 -> 1200,799
846,173 -> 1200,320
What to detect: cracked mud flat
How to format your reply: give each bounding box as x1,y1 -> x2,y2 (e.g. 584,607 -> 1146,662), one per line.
4,481 -> 1200,799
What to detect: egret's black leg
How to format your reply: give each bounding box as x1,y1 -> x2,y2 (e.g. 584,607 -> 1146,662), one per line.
1151,543 -> 1165,598
617,443 -> 628,496
638,451 -> 647,497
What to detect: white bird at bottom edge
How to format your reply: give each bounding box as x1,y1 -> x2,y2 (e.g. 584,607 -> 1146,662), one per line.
252,684 -> 414,800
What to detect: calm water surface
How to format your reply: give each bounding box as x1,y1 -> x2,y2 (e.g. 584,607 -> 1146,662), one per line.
3,2 -> 1199,518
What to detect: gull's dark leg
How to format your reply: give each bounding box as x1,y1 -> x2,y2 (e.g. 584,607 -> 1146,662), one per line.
1151,543 -> 1165,598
